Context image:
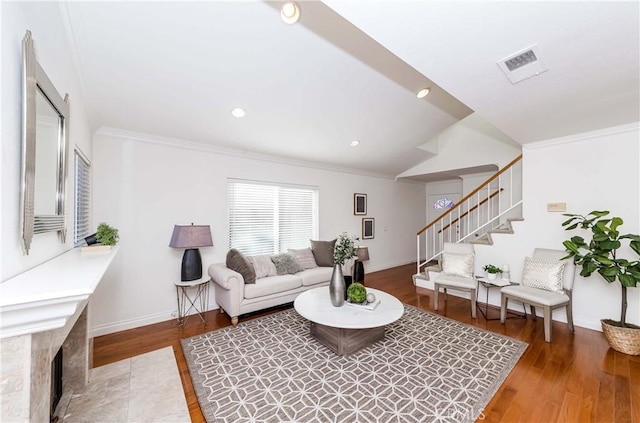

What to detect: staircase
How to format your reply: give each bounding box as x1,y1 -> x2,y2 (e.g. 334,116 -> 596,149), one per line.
415,154 -> 523,278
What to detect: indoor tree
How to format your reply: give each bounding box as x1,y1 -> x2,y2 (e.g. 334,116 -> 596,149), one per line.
562,211 -> 640,328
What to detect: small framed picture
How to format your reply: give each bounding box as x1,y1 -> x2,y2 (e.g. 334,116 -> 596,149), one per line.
354,193 -> 367,215
362,218 -> 375,239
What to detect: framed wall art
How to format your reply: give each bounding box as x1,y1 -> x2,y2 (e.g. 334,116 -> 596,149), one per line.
354,193 -> 367,215
362,218 -> 375,239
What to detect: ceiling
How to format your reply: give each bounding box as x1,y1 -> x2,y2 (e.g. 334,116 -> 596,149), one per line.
61,1 -> 639,178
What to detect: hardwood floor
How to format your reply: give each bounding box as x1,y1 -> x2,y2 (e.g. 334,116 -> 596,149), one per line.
93,264 -> 639,422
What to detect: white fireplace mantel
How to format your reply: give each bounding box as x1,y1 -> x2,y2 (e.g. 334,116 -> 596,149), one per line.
0,247 -> 119,339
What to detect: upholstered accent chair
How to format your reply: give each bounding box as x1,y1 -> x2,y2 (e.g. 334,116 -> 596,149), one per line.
433,242 -> 477,319
500,248 -> 576,342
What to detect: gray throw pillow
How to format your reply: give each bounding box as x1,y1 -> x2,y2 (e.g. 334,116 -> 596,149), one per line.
270,253 -> 304,275
226,249 -> 256,284
288,248 -> 318,269
310,239 -> 336,267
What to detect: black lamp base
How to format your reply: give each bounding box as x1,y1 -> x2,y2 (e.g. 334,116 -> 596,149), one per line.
181,248 -> 203,281
353,260 -> 365,284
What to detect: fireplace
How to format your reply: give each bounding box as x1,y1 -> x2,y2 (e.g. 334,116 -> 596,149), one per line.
51,348 -> 63,419
0,247 -> 118,421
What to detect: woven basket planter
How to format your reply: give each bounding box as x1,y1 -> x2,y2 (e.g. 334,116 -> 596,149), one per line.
601,319 -> 640,355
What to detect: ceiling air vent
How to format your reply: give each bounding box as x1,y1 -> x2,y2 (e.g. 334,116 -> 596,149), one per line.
497,44 -> 549,84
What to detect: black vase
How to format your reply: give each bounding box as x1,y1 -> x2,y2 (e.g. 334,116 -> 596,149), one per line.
84,233 -> 98,245
344,276 -> 353,300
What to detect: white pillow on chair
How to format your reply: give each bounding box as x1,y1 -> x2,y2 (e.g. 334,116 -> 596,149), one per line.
441,252 -> 475,278
521,257 -> 566,294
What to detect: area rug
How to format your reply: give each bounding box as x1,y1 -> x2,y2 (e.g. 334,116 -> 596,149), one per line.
181,306 -> 527,423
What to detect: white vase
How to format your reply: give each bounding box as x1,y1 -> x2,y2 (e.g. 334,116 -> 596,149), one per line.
487,272 -> 498,280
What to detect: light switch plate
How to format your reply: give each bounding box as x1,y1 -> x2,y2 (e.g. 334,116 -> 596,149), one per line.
547,202 -> 567,212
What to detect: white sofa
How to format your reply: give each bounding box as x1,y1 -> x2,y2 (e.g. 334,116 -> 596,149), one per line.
208,263 -> 333,326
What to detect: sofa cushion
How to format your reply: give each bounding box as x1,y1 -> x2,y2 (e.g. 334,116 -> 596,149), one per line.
248,255 -> 277,278
299,267 -> 333,286
244,275 -> 302,299
271,253 -> 305,275
310,239 -> 336,267
226,249 -> 256,284
288,248 -> 318,269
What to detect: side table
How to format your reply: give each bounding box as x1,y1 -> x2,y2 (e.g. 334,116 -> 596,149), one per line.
475,277 -> 526,321
175,278 -> 210,327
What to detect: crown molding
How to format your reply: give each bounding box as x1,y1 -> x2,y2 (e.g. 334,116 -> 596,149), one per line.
94,127 -> 401,181
523,122 -> 640,150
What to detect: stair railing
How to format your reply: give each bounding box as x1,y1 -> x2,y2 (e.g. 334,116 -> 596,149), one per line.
416,154 -> 523,274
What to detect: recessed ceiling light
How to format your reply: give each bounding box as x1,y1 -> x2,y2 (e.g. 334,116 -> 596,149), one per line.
350,140 -> 360,147
231,108 -> 245,118
281,1 -> 300,24
416,88 -> 431,99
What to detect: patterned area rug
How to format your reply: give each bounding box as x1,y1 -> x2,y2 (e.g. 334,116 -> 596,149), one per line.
181,306 -> 527,423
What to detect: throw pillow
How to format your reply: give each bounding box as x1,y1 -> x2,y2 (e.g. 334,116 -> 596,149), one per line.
521,257 -> 566,294
226,249 -> 256,284
288,248 -> 318,269
441,252 -> 474,278
310,239 -> 336,267
270,253 -> 305,275
247,255 -> 277,279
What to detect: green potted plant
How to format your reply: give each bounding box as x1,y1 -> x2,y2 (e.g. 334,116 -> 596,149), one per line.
95,222 -> 119,246
329,232 -> 359,307
483,264 -> 502,280
562,210 -> 640,355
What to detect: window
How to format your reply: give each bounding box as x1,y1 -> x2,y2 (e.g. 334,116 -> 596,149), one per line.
74,149 -> 91,246
433,197 -> 455,210
227,179 -> 319,256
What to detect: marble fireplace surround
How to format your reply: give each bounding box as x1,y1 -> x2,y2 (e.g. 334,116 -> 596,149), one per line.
0,247 -> 119,421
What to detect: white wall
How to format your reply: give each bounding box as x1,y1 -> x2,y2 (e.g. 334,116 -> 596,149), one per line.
90,130 -> 426,336
474,123 -> 640,331
398,113 -> 521,179
1,2 -> 93,280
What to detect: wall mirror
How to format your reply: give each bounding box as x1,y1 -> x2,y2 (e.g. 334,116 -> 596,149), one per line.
21,30 -> 70,254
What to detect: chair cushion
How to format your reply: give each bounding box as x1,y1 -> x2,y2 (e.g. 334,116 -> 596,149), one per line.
288,248 -> 318,269
310,239 -> 336,267
501,285 -> 570,306
521,257 -> 566,294
441,252 -> 474,278
434,274 -> 476,290
226,249 -> 256,284
248,255 -> 277,279
270,253 -> 305,275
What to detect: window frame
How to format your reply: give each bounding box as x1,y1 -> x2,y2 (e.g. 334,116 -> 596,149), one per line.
73,148 -> 91,246
227,178 -> 319,256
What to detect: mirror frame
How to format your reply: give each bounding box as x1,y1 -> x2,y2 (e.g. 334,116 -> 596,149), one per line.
21,30 -> 70,254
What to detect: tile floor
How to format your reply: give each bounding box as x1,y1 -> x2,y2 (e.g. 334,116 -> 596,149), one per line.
59,347 -> 190,422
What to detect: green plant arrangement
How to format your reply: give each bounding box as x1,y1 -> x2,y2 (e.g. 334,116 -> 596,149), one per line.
96,222 -> 119,246
562,210 -> 640,354
483,264 -> 503,274
333,232 -> 359,266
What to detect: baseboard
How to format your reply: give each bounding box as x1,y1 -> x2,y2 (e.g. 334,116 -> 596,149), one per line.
90,306 -> 220,337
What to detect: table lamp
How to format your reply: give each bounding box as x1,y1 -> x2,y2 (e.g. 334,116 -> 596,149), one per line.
352,246 -> 370,284
169,224 -> 213,281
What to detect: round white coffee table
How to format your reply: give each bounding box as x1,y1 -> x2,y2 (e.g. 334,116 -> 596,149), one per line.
294,286 -> 404,356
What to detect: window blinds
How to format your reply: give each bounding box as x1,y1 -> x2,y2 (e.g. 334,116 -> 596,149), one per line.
74,149 -> 91,246
227,179 -> 318,256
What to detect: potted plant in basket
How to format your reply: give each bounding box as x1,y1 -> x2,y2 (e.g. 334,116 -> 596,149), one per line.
562,210 -> 640,355
329,232 -> 359,307
483,264 -> 503,280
